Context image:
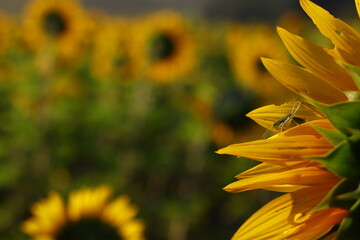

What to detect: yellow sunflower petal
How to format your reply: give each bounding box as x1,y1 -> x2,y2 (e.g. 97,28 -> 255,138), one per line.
224,166 -> 339,193
246,101 -> 324,131
281,207 -> 347,240
277,27 -> 357,91
357,0 -> 360,18
262,184 -> 306,192
22,192 -> 65,236
236,162 -> 322,192
217,121 -> 333,165
120,220 -> 146,240
232,185 -> 334,240
217,135 -> 331,164
300,0 -> 360,65
281,119 -> 333,136
262,58 -> 348,104
33,235 -> 54,240
235,162 -> 312,178
102,196 -> 138,227
68,186 -> 112,221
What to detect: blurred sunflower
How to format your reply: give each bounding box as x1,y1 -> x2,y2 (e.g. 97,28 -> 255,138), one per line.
131,11 -> 196,83
218,0 -> 360,239
92,18 -> 134,81
211,87 -> 259,147
226,24 -> 291,101
22,0 -> 89,61
22,185 -> 145,240
0,13 -> 14,54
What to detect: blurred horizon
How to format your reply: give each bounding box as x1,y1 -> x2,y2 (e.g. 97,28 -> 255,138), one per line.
0,0 -> 356,20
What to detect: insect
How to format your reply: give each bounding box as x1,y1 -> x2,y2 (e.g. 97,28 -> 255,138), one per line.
262,100 -> 305,139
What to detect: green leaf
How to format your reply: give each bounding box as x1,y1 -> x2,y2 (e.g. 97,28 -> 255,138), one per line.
341,62 -> 360,90
311,101 -> 360,136
312,179 -> 358,212
310,123 -> 347,145
313,134 -> 360,181
335,199 -> 360,240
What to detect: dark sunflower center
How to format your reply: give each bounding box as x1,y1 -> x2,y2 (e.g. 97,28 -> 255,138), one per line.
149,32 -> 175,61
114,55 -> 127,68
56,218 -> 122,240
43,11 -> 67,37
214,88 -> 256,129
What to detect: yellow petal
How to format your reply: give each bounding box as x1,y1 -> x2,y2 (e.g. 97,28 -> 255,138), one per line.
236,162 -> 322,192
280,208 -> 347,240
68,186 -> 112,221
22,192 -> 65,236
262,185 -> 306,192
280,119 -> 334,137
246,101 -> 324,131
277,27 -> 357,91
235,162 -> 314,178
357,0 -> 360,18
262,58 -> 348,104
224,166 -> 339,193
120,220 -> 146,240
217,120 -> 333,165
231,186 -> 334,240
217,135 -> 332,165
102,196 -> 138,227
300,0 -> 360,65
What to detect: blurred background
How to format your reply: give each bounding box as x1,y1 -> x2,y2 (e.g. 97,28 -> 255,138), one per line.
0,0 -> 357,239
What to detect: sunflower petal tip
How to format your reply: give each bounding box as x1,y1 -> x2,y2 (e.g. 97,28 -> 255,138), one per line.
215,149 -> 224,154
260,57 -> 270,64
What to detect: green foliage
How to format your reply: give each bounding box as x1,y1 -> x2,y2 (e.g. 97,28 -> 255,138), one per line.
312,101 -> 360,136
341,62 -> 360,91
313,134 -> 360,181
310,124 -> 347,145
312,179 -> 359,212
308,100 -> 360,180
336,199 -> 360,240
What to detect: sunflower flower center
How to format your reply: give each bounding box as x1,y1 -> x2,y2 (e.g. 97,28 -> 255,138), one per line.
56,218 -> 122,240
214,88 -> 256,129
149,32 -> 175,61
43,11 -> 67,37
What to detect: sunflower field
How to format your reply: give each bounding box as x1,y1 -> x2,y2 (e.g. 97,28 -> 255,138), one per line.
1,0 -> 360,239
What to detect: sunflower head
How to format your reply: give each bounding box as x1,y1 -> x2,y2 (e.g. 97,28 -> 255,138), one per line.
22,0 -> 90,61
148,31 -> 176,62
226,23 -> 292,101
22,186 -> 145,240
218,0 -> 360,239
130,11 -> 196,83
42,10 -> 67,38
0,13 -> 15,54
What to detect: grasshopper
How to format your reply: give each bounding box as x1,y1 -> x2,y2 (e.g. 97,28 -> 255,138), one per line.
262,100 -> 305,139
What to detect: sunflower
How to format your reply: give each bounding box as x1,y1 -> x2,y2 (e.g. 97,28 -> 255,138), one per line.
92,18 -> 134,81
211,87 -> 259,146
22,185 -> 146,240
22,0 -> 89,61
131,11 -> 196,83
218,0 -> 360,239
226,23 -> 292,101
0,13 -> 14,54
